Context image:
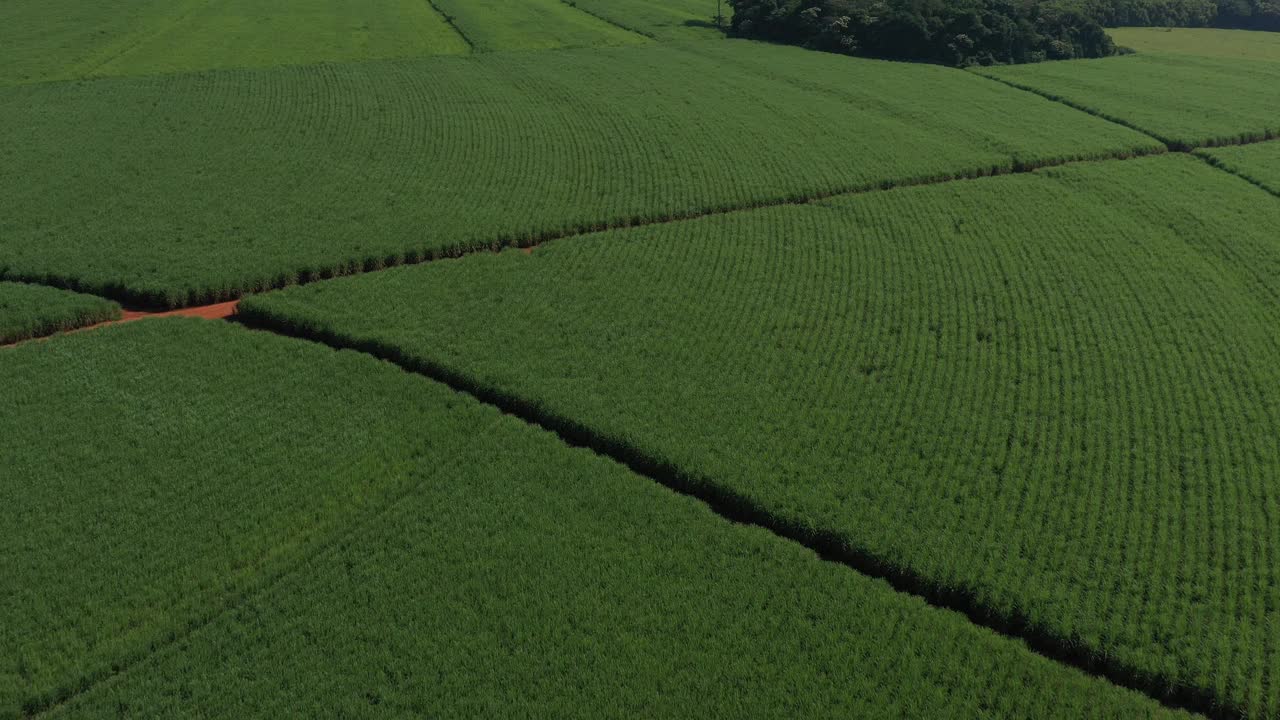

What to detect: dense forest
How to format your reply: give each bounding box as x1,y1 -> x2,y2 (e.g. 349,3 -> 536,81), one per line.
728,0 -> 1280,66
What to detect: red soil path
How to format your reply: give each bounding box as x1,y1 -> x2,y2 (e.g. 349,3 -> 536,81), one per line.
1,300 -> 239,349
118,301 -> 240,323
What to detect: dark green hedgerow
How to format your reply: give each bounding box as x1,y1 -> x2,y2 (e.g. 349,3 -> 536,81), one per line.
1,320 -> 1182,718
0,41 -> 1157,308
726,0 -> 1279,67
1084,0 -> 1280,30
0,282 -> 119,345
729,0 -> 1118,66
241,154 -> 1280,719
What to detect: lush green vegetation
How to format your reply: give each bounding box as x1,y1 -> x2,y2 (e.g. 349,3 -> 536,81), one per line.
1199,138 -> 1280,195
242,155 -> 1280,717
0,0 -> 468,84
726,0 -> 1280,65
1086,0 -> 1218,26
979,52 -> 1280,148
729,0 -> 1117,66
0,319 -> 1182,718
7,1 -> 1279,715
0,282 -> 119,345
1109,27 -> 1280,59
433,0 -> 650,50
0,41 -> 1157,309
568,0 -> 733,39
1085,0 -> 1280,29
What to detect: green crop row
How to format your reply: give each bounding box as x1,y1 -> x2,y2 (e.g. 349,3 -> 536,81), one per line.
241,154 -> 1280,718
0,0 -> 468,84
1198,138 -> 1280,196
978,52 -> 1280,149
0,282 -> 119,345
0,320 -> 1182,718
0,41 -> 1159,308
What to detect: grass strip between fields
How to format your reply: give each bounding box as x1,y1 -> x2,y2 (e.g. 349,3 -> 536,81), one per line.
0,320 -> 1186,718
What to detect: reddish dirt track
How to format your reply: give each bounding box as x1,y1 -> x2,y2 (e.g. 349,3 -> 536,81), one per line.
118,301 -> 240,323
1,300 -> 239,349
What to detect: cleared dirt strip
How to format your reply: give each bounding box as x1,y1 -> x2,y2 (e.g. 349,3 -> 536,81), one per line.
0,301 -> 238,349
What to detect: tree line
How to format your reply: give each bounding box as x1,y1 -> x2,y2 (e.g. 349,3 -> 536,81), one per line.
728,0 -> 1278,66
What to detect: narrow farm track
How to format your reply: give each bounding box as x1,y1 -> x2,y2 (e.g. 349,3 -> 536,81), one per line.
0,301 -> 239,349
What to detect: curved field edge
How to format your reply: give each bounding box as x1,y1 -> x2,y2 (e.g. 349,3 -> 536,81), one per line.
234,154 -> 1280,719
0,42 -> 1162,309
2,320 -> 1184,719
0,282 -> 120,345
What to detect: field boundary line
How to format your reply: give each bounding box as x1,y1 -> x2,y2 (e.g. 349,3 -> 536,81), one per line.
554,0 -> 657,40
0,302 -> 240,350
973,69 -> 1280,207
12,131 -> 1280,320
1193,150 -> 1280,198
231,310 -> 1223,720
73,0 -> 222,81
423,0 -> 476,51
0,145 -> 1167,312
974,69 -> 1280,156
971,71 -> 1180,149
22,422 -> 489,718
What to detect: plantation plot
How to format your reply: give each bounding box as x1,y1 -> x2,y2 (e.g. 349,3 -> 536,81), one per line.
0,0 -> 468,84
0,42 -> 1158,308
1200,138 -> 1280,196
243,154 -> 1280,717
0,282 -> 119,345
566,0 -> 732,40
2,319 -> 491,714
1108,27 -> 1280,62
978,53 -> 1280,148
0,321 -> 1182,719
431,0 -> 649,51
